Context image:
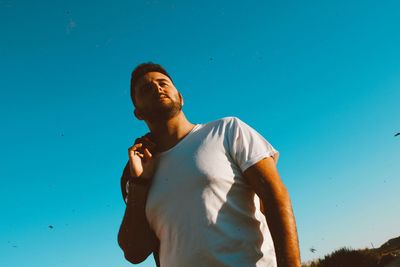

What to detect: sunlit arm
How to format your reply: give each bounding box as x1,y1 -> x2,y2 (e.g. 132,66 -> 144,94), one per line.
117,182 -> 157,264
244,156 -> 301,267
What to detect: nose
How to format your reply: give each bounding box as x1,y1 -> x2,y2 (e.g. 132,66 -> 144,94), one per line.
151,82 -> 164,94
156,84 -> 163,93
144,82 -> 165,99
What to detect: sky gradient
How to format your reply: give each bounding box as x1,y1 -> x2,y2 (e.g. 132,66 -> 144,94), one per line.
1,1 -> 399,266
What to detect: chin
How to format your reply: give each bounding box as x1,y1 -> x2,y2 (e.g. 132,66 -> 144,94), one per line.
142,103 -> 182,122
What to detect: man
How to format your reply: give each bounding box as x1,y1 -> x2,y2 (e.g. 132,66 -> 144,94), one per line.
118,62 -> 301,267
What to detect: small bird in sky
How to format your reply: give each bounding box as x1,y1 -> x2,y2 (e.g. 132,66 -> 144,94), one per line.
310,247 -> 317,253
395,132 -> 400,137
48,225 -> 54,229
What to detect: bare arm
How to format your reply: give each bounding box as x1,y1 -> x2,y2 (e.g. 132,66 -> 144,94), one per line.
117,163 -> 158,263
118,136 -> 159,264
243,156 -> 301,267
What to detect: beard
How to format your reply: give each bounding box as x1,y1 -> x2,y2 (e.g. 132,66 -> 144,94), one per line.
137,98 -> 183,123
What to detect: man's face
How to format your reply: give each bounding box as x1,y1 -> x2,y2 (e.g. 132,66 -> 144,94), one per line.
134,72 -> 183,122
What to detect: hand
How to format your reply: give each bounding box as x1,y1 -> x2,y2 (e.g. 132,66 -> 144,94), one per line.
128,134 -> 157,178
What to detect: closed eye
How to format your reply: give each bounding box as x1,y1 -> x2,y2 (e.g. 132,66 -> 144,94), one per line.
156,78 -> 170,87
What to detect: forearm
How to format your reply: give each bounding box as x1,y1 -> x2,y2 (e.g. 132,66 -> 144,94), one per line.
118,183 -> 156,263
262,187 -> 301,267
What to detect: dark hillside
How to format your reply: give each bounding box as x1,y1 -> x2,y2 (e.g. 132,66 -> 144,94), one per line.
302,236 -> 400,267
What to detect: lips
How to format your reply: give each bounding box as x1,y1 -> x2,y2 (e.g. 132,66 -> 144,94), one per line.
155,94 -> 169,100
153,94 -> 170,103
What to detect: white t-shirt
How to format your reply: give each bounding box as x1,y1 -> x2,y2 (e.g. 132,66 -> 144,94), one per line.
145,117 -> 279,267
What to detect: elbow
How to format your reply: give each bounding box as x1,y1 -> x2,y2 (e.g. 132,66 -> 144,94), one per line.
117,230 -> 151,264
123,251 -> 149,264
118,239 -> 150,264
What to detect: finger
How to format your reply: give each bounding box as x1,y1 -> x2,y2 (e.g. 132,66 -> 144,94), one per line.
129,149 -> 143,156
128,145 -> 144,158
129,150 -> 144,158
135,135 -> 154,146
137,136 -> 156,150
129,143 -> 142,151
143,148 -> 152,161
135,139 -> 156,154
132,143 -> 143,149
128,143 -> 143,153
143,143 -> 156,154
135,152 -> 144,158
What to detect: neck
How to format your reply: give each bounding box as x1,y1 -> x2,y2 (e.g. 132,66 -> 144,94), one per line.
146,112 -> 195,152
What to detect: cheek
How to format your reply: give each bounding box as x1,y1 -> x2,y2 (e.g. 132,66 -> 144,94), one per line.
169,89 -> 181,102
174,93 -> 183,105
135,92 -> 151,105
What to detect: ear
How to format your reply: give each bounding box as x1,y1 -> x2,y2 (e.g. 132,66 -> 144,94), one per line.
134,109 -> 144,120
179,93 -> 184,106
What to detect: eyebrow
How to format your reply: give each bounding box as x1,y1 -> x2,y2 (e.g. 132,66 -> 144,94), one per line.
155,78 -> 170,83
136,78 -> 170,91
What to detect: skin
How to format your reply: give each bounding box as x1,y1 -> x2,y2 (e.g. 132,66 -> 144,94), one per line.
118,71 -> 301,267
244,156 -> 301,267
132,72 -> 196,153
118,72 -> 196,263
117,168 -> 158,264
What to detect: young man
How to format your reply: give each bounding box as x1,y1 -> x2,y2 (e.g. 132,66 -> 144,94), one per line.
118,63 -> 301,267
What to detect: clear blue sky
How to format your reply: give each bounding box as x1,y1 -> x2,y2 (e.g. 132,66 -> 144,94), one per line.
1,1 -> 399,266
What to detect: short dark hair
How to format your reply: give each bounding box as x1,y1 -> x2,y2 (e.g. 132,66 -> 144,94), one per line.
130,62 -> 173,106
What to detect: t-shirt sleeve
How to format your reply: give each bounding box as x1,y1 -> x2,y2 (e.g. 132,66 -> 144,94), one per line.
228,117 -> 279,172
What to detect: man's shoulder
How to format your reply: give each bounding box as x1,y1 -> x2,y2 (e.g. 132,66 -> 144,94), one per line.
198,117 -> 246,134
204,116 -> 242,127
191,117 -> 246,142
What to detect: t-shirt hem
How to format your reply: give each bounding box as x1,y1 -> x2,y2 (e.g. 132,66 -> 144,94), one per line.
240,150 -> 279,172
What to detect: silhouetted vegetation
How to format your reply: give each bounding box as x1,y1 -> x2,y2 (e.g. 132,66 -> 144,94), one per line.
303,247 -> 379,267
302,238 -> 400,267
